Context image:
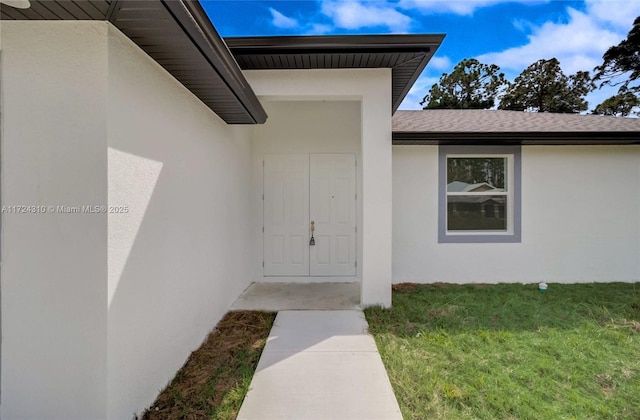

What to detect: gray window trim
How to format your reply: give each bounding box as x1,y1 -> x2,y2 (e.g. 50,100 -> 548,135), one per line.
438,145 -> 521,243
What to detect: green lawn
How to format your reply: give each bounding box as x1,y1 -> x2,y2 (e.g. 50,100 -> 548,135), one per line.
365,283 -> 640,420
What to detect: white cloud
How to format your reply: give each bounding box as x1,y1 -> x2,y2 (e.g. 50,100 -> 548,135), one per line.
399,74 -> 440,109
428,55 -> 452,71
585,0 -> 640,29
269,7 -> 299,29
398,0 -> 548,16
476,7 -> 622,75
468,0 -> 640,112
307,23 -> 334,35
320,0 -> 412,32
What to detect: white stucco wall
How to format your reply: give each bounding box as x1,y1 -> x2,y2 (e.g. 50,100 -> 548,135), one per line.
251,100 -> 361,283
245,69 -> 393,306
1,22 -> 109,419
1,22 -> 255,419
393,145 -> 640,284
106,27 -> 254,419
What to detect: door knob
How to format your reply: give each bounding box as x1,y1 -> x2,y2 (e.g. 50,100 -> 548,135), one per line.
310,221 -> 315,246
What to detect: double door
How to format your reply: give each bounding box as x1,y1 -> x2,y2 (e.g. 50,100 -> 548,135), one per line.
263,154 -> 357,276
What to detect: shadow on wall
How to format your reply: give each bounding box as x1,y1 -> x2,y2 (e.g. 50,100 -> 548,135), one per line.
106,121 -> 254,417
105,24 -> 256,418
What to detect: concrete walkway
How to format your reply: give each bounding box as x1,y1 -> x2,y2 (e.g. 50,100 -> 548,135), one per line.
237,310 -> 402,420
231,282 -> 361,311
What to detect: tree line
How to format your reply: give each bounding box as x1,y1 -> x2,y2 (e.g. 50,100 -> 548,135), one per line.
421,16 -> 640,117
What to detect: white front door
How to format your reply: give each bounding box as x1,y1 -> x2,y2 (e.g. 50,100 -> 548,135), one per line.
264,154 -> 356,277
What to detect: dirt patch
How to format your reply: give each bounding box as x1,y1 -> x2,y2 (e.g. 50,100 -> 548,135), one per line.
392,283 -> 422,293
141,311 -> 276,420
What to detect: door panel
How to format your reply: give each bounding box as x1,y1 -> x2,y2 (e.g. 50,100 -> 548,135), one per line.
310,154 -> 357,276
263,154 -> 309,276
263,153 -> 356,277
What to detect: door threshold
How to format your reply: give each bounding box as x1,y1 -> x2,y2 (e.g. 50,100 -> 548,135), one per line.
231,282 -> 361,311
260,276 -> 359,284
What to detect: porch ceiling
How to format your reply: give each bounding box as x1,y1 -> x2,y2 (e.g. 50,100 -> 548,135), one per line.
225,34 -> 445,113
0,0 -> 267,124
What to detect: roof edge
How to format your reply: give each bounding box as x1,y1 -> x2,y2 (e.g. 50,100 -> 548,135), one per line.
164,0 -> 267,124
225,34 -> 445,115
392,131 -> 640,145
392,54 -> 433,113
224,34 -> 446,52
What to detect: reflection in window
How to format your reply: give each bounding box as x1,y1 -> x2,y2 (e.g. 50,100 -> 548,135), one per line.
438,146 -> 521,243
447,157 -> 505,189
446,157 -> 508,231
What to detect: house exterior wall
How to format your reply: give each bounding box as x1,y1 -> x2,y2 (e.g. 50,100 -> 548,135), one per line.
1,22 -> 255,419
393,145 -> 640,284
0,22 -> 109,419
245,69 -> 393,306
106,26 -> 255,419
250,100 -> 361,283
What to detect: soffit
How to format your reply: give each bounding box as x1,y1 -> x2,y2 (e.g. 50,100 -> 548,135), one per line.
1,0 -> 267,124
225,34 -> 445,113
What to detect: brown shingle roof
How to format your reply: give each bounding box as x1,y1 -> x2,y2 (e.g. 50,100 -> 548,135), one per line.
393,109 -> 640,132
392,110 -> 640,145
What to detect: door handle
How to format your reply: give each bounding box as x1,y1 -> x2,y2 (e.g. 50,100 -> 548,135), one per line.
309,221 -> 315,246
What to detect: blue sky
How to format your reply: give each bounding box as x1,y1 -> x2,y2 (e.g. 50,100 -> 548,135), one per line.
201,0 -> 640,111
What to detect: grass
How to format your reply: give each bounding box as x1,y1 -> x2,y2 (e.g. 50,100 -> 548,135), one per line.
141,311 -> 275,420
365,283 -> 640,420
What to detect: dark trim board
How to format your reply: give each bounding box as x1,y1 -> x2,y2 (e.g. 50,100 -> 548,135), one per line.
2,2 -> 446,120
0,0 -> 268,124
224,34 -> 445,54
393,131 -> 640,145
162,1 -> 267,124
225,34 -> 445,113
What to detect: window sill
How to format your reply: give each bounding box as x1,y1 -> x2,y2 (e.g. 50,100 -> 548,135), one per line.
439,232 -> 521,243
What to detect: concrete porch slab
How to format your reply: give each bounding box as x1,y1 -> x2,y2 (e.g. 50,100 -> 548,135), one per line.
237,310 -> 402,420
230,282 -> 361,311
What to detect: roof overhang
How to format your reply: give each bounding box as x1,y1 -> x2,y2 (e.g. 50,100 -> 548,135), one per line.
225,34 -> 445,113
393,131 -> 640,145
392,110 -> 640,145
1,0 -> 267,124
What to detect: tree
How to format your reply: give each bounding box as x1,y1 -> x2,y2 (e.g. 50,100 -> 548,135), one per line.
498,58 -> 594,113
592,90 -> 640,117
448,158 -> 505,189
593,16 -> 640,93
421,58 -> 506,109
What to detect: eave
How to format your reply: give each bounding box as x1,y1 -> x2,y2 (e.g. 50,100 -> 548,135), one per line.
392,131 -> 640,145
0,0 -> 267,124
225,34 -> 445,113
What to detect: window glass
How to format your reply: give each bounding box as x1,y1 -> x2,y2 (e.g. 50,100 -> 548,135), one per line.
447,196 -> 507,231
438,146 -> 521,243
447,158 -> 505,190
447,157 -> 508,231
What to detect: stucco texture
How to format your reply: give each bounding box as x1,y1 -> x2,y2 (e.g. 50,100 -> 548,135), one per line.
246,69 -> 394,306
392,145 -> 640,284
1,22 -> 255,419
1,21 -> 109,420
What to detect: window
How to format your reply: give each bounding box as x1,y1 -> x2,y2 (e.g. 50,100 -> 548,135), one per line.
439,145 -> 521,243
